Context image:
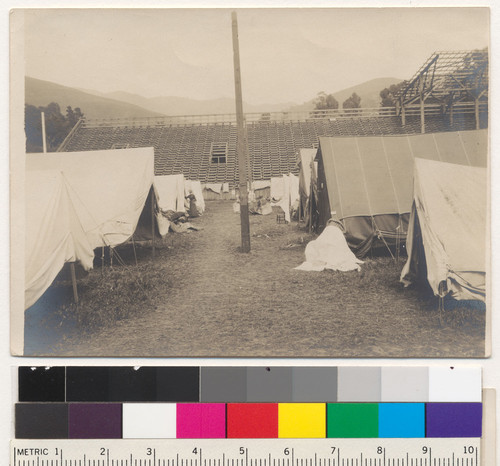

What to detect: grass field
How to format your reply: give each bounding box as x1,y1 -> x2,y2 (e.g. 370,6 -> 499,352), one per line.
26,200 -> 485,357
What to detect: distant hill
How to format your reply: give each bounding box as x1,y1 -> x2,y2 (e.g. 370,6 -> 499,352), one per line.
25,77 -> 166,119
92,90 -> 297,116
286,77 -> 404,113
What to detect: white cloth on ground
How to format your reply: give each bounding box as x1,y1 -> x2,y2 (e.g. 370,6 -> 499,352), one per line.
295,225 -> 363,272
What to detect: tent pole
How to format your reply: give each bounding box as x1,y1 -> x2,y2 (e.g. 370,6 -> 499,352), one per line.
308,184 -> 313,234
70,263 -> 79,304
151,188 -> 155,261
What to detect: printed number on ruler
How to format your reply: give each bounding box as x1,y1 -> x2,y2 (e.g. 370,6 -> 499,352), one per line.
11,439 -> 481,466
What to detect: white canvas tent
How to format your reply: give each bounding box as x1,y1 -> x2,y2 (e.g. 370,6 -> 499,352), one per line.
25,170 -> 95,309
26,147 -> 156,249
155,174 -> 186,213
400,158 -> 487,302
25,147 -> 159,309
271,174 -> 300,222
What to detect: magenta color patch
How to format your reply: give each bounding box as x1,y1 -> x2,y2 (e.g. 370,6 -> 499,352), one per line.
176,403 -> 226,438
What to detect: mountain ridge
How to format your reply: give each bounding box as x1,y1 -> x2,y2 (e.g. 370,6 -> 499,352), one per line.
26,76 -> 404,120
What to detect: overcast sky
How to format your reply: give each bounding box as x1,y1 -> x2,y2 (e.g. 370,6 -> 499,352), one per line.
22,8 -> 489,105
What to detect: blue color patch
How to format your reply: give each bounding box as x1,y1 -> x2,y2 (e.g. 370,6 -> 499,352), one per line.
379,403 -> 425,438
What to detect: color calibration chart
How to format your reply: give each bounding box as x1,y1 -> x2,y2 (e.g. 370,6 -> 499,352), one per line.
11,366 -> 491,466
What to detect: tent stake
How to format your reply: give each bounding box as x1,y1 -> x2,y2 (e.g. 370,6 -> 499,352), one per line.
70,262 -> 79,305
132,234 -> 138,267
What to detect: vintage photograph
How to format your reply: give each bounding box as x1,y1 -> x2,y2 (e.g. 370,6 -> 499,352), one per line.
10,8 -> 489,357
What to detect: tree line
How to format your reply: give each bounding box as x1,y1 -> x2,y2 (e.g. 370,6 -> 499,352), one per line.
313,81 -> 407,114
25,102 -> 84,152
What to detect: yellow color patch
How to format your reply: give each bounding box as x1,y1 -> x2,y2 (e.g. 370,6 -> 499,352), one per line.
278,403 -> 326,438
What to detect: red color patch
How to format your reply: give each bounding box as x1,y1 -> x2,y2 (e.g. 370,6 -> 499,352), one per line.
227,403 -> 278,438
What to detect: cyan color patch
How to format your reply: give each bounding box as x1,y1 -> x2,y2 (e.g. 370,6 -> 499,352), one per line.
379,403 -> 425,438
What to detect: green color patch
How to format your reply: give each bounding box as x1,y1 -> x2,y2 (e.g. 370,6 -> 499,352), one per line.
327,403 -> 379,438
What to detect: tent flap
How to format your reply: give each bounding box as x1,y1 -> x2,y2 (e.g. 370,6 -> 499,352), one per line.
25,170 -> 94,309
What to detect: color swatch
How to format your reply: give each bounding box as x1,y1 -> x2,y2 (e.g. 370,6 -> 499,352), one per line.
15,403 -> 68,439
15,402 -> 482,439
337,367 -> 381,402
327,403 -> 379,438
278,403 -> 326,438
426,403 -> 483,437
68,403 -> 122,439
378,403 -> 425,438
227,403 -> 278,438
176,404 -> 226,438
18,366 -> 482,403
122,403 -> 176,439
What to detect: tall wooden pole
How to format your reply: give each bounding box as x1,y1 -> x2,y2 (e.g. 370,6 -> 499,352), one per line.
232,11 -> 251,252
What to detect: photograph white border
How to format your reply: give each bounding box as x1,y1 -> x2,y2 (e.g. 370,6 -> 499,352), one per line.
1,0 -> 499,462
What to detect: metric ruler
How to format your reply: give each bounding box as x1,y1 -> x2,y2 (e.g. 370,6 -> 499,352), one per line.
11,439 -> 482,466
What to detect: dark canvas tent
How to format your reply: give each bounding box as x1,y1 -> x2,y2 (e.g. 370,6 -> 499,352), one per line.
400,158 -> 487,302
315,130 -> 487,256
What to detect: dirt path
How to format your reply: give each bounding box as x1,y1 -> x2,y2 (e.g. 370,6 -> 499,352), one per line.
49,200 -> 485,357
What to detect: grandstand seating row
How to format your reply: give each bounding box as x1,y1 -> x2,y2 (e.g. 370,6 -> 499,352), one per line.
63,113 -> 486,184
